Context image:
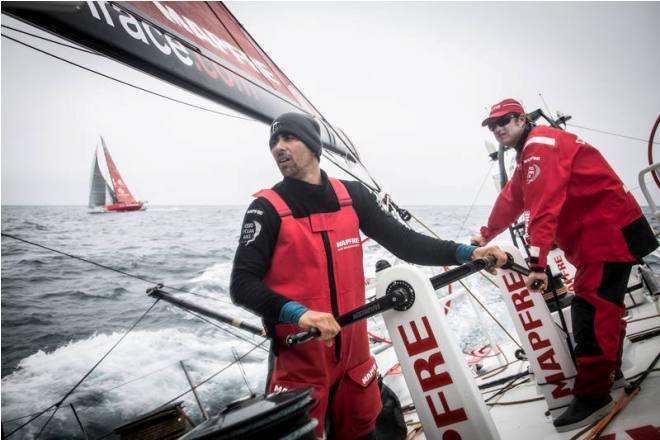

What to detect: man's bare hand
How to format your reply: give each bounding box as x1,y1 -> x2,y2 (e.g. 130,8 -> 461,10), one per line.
526,271 -> 548,291
298,310 -> 340,347
470,234 -> 488,246
472,245 -> 508,274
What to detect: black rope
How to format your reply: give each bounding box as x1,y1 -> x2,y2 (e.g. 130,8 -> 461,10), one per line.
5,300 -> 159,438
0,232 -> 232,305
2,24 -> 97,54
33,300 -> 160,439
3,405 -> 56,438
1,33 -> 254,122
232,347 -> 255,395
484,376 -> 530,403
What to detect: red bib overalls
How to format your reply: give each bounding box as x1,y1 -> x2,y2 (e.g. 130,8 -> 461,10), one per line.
256,178 -> 382,439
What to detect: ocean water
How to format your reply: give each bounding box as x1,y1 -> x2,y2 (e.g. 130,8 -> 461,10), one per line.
0,205 -> 551,438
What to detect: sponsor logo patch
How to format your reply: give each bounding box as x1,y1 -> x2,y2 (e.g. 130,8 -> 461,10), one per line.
526,164 -> 541,184
361,362 -> 378,386
246,209 -> 263,216
240,220 -> 262,245
336,237 -> 360,252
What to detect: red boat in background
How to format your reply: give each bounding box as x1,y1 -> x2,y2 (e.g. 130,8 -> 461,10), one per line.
88,137 -> 145,213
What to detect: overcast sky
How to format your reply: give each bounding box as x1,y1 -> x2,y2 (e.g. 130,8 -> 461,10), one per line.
2,2 -> 659,206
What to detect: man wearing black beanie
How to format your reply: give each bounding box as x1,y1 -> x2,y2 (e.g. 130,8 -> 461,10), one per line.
230,112 -> 508,439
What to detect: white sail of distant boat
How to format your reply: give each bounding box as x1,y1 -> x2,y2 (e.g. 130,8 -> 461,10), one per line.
88,137 -> 144,213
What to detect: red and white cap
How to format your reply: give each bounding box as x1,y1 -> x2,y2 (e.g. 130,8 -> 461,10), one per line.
481,98 -> 525,126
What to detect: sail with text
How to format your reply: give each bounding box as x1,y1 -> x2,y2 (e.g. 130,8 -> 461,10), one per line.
2,1 -> 360,163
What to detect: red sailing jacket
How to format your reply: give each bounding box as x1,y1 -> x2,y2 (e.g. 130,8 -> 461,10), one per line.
256,178 -> 369,352
481,125 -> 655,269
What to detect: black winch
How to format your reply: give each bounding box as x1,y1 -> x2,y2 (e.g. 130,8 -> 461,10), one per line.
179,388 -> 317,440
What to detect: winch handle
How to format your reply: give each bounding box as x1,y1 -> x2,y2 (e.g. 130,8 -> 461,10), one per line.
501,252 -> 544,290
286,327 -> 321,346
286,288 -> 413,347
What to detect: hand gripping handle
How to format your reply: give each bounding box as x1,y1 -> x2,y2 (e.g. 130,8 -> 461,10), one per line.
501,253 -> 544,289
286,327 -> 321,346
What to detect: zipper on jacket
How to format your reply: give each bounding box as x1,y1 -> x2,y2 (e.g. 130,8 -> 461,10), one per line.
321,231 -> 341,359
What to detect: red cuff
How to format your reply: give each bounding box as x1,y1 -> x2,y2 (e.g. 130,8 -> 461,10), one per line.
480,226 -> 494,242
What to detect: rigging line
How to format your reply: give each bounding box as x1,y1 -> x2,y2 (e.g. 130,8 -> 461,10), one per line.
2,24 -> 97,55
484,376 -> 530,404
1,33 -> 255,123
464,288 -> 524,351
33,299 -> 160,440
406,212 -> 500,289
180,307 -> 268,351
454,161 -> 496,240
567,123 -> 660,145
232,347 -> 255,395
203,2 -> 280,93
90,340 -> 265,440
3,406 -> 56,438
223,4 -> 379,190
538,92 -> 553,117
77,361 -> 180,398
86,339 -> 271,440
323,150 -> 378,193
1,232 -> 233,305
2,409 -> 52,425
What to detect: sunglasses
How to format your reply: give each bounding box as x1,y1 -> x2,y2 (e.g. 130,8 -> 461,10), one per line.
488,113 -> 518,132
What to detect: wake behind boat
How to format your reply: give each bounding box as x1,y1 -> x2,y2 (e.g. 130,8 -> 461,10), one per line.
89,137 -> 145,213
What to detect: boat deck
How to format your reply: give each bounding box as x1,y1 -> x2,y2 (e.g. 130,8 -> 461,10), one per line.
377,296 -> 660,439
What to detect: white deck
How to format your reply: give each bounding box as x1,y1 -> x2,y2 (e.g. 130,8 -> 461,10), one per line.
376,295 -> 660,439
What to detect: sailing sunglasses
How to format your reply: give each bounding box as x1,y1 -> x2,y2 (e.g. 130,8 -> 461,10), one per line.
487,113 -> 519,132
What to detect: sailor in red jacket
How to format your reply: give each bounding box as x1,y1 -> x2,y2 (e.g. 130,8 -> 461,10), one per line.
231,112 -> 508,439
473,98 -> 658,432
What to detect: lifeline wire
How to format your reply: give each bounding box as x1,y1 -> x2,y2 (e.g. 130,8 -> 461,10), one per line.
6,300 -> 159,439
1,232 -> 233,305
92,339 -> 269,440
567,123 -> 659,145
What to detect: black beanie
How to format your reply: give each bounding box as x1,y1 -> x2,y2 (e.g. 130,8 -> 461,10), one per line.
269,112 -> 322,158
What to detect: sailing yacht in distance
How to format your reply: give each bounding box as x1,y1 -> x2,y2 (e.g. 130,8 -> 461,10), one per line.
88,137 -> 145,213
